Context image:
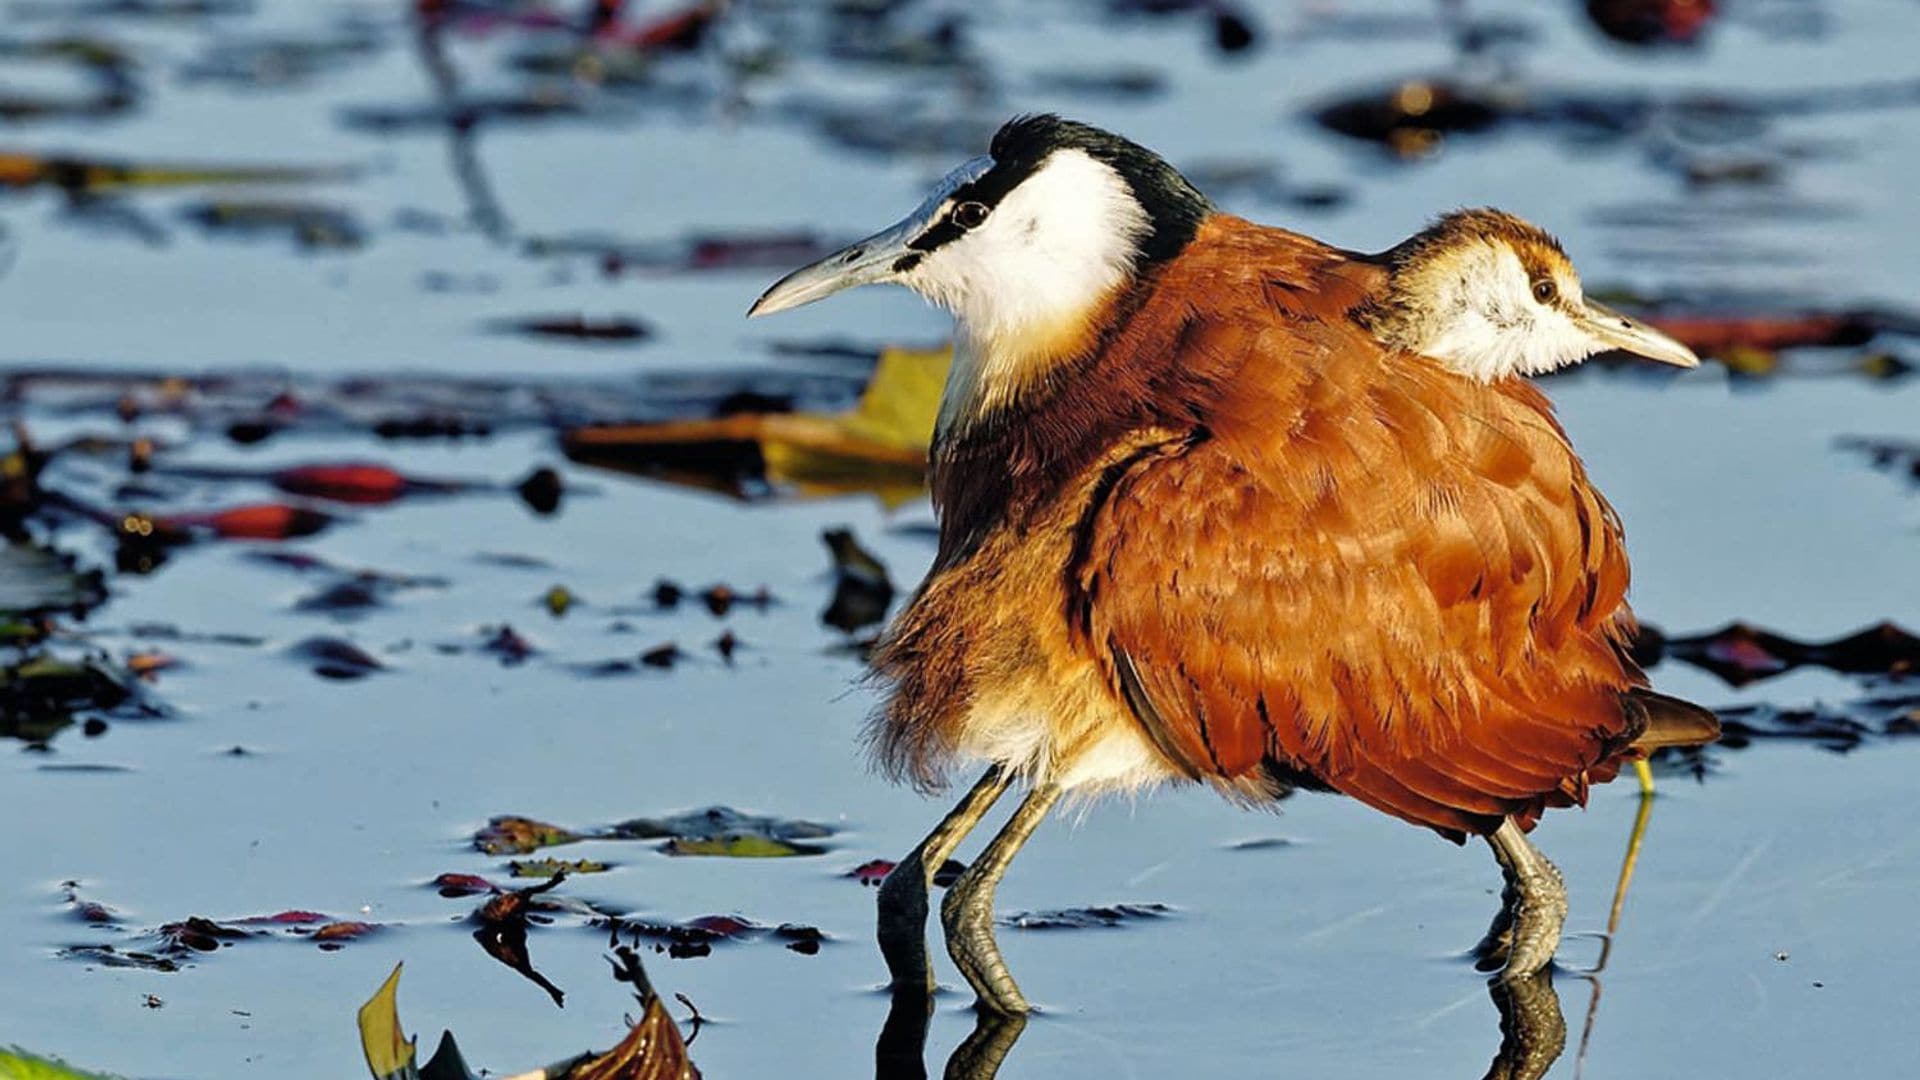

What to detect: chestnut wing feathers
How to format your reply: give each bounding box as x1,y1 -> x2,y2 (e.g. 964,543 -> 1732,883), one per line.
1073,308 -> 1648,840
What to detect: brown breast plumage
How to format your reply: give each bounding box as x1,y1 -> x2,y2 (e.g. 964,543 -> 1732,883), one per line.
868,214 -> 1650,840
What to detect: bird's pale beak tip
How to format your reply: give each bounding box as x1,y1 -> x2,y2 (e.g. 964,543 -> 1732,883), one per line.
1656,341 -> 1703,369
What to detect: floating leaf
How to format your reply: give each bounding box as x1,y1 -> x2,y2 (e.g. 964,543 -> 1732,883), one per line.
1311,79 -> 1508,158
154,503 -> 332,541
614,913 -> 824,960
660,834 -> 822,858
288,637 -> 386,680
314,921 -> 379,948
0,654 -> 148,744
562,345 -> 947,503
480,807 -> 833,857
1639,310 -> 1880,355
509,858 -> 609,878
272,464 -> 416,503
182,200 -> 365,251
60,883 -> 120,926
1640,620 -> 1920,685
0,1047 -> 124,1080
295,581 -> 385,616
54,945 -> 178,972
157,915 -> 253,952
0,542 -> 107,619
1003,903 -> 1173,930
638,643 -> 681,669
1584,0 -> 1719,46
489,315 -> 653,343
431,873 -> 499,898
232,910 -> 330,927
357,963 -> 418,1080
0,152 -> 349,195
605,806 -> 834,857
475,816 -> 580,856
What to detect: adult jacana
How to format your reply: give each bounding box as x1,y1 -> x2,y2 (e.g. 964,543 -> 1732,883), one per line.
749,115 -> 1718,1016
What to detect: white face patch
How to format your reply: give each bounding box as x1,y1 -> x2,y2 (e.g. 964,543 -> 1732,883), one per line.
1407,242 -> 1602,381
899,149 -> 1151,437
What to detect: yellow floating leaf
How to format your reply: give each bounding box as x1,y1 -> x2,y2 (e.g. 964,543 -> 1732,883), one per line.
357,963 -> 418,1080
561,344 -> 951,505
837,344 -> 951,450
0,1047 -> 123,1080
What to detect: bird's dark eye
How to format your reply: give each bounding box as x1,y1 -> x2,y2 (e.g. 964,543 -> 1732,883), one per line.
952,201 -> 990,230
1531,279 -> 1558,304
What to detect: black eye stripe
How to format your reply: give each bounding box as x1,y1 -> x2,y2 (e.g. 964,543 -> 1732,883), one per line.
908,166 -> 1025,253
908,215 -> 968,254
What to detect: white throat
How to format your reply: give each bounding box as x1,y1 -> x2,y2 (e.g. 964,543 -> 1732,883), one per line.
1405,243 -> 1597,381
905,150 -> 1150,440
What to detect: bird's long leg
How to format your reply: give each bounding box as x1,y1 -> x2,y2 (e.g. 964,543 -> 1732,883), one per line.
1632,758 -> 1656,797
879,765 -> 1015,996
941,782 -> 1064,1015
1477,817 -> 1569,981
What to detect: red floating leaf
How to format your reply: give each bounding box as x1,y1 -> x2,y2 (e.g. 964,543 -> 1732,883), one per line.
433,872 -> 499,898
235,910 -> 330,926
272,464 -> 411,505
158,503 -> 332,541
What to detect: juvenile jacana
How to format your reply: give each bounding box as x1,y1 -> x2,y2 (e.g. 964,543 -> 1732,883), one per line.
749,115 -> 1719,1016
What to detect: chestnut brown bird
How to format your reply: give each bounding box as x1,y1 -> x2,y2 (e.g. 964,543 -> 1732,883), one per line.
749,115 -> 1718,1016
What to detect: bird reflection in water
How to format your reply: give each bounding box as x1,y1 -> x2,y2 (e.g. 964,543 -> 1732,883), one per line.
874,972 -> 1564,1080
874,785 -> 1664,1080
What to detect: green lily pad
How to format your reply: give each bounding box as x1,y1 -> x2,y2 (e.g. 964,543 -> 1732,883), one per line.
660,834 -> 826,858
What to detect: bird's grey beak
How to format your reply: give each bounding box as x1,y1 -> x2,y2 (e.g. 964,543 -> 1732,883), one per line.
746,155 -> 993,319
746,215 -> 923,319
1578,300 -> 1700,368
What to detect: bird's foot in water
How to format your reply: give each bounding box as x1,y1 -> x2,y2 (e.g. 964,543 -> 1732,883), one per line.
1478,820 -> 1569,980
942,872 -> 1030,1016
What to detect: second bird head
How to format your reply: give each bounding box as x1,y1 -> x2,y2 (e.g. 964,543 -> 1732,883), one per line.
749,114 -> 1697,383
